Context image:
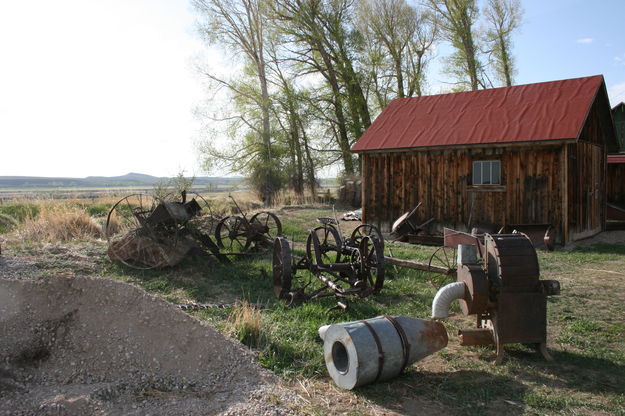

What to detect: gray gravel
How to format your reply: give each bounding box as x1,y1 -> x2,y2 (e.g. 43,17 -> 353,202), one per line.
0,275 -> 296,416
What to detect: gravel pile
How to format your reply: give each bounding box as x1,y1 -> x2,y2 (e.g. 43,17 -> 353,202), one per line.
0,276 -> 295,415
0,255 -> 41,280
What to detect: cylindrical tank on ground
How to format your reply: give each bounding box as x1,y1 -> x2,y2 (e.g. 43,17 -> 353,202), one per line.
320,315 -> 448,389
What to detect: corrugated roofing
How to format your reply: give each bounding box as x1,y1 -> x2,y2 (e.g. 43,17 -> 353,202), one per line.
608,154 -> 625,164
352,75 -> 604,152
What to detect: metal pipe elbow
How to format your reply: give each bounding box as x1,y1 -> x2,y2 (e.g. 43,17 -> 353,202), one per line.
431,282 -> 467,319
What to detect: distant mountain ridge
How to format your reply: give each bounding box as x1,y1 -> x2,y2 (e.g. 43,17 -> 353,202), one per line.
0,173 -> 243,189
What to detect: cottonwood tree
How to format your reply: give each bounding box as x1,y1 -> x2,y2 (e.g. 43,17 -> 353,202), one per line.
424,0 -> 483,90
193,0 -> 281,204
483,0 -> 522,87
265,37 -> 319,196
357,0 -> 438,105
271,0 -> 369,175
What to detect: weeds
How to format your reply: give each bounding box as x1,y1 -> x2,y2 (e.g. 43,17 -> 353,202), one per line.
0,202 -> 40,223
0,213 -> 18,233
229,300 -> 264,348
17,206 -> 102,242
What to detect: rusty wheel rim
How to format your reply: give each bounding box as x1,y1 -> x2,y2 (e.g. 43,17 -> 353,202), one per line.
272,237 -> 292,298
427,246 -> 457,289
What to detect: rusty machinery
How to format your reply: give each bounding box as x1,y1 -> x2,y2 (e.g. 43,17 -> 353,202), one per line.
272,218 -> 385,308
432,232 -> 560,364
105,192 -> 281,269
214,196 -> 281,252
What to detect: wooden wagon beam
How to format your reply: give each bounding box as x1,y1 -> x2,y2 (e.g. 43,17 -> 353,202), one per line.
383,256 -> 454,275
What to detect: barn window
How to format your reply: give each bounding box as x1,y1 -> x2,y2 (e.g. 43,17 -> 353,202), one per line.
472,160 -> 501,185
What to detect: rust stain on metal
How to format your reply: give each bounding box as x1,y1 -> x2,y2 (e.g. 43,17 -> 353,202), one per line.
420,320 -> 449,351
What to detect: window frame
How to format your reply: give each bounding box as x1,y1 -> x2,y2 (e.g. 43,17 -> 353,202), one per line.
472,160 -> 501,186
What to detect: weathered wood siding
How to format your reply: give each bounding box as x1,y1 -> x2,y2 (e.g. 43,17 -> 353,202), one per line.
361,145 -> 565,240
607,163 -> 625,204
566,141 -> 605,240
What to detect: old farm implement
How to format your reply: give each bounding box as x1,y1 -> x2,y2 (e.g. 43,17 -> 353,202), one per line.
272,217 -> 385,308
431,231 -> 560,364
105,192 -> 281,269
214,196 -> 281,252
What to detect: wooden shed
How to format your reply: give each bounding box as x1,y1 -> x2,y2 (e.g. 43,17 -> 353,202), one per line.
613,102 -> 625,150
351,75 -> 619,244
607,154 -> 625,207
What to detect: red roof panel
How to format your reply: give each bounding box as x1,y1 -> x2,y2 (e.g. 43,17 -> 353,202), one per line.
352,75 -> 604,152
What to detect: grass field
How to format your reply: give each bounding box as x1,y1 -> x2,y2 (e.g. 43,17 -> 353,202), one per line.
1,197 -> 624,415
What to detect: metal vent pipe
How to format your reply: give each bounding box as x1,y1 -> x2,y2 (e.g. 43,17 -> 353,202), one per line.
431,282 -> 467,319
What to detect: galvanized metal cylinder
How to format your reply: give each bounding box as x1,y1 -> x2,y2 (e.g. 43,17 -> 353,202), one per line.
322,316 -> 448,389
457,244 -> 478,265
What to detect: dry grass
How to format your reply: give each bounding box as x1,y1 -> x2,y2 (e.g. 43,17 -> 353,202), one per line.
228,300 -> 264,348
16,206 -> 103,242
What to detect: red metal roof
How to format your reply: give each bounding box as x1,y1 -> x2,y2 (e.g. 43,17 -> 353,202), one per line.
352,75 -> 604,152
608,154 -> 625,164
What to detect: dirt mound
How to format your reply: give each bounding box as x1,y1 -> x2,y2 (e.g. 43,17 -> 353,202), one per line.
0,276 -> 293,415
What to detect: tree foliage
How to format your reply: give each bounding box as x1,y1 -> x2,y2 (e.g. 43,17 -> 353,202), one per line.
192,0 -> 524,197
483,0 -> 523,87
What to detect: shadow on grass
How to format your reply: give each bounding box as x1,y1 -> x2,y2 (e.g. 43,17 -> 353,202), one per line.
571,242 -> 625,255
356,369 -> 528,416
107,252 -> 278,304
503,347 -> 625,395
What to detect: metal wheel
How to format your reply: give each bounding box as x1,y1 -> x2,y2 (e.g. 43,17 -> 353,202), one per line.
105,193 -> 178,269
185,192 -> 219,235
306,225 -> 342,266
272,237 -> 292,299
350,224 -> 384,249
215,216 -> 249,251
358,236 -> 385,294
250,211 -> 282,240
480,314 -> 504,365
427,246 -> 457,289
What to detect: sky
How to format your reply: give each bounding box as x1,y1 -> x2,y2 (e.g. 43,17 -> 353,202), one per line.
0,0 -> 624,178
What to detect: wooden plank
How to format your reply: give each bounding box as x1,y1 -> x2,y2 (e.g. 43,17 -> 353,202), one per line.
384,256 -> 453,274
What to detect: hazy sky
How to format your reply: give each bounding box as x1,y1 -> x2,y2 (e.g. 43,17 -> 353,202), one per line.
1,0 -> 624,178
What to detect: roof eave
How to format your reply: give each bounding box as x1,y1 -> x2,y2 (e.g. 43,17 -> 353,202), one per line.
351,138 -> 577,154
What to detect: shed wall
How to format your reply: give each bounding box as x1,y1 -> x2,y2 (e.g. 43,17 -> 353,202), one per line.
607,163 -> 625,204
566,142 -> 605,240
361,146 -> 565,240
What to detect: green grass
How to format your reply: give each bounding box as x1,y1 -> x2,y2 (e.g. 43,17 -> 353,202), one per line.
95,234 -> 625,414
4,202 -> 625,415
0,203 -> 40,223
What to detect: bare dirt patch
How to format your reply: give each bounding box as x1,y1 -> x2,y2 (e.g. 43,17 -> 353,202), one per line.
563,230 -> 625,249
0,276 -> 295,415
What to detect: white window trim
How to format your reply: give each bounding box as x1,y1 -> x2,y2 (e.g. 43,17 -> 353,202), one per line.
472,160 -> 501,186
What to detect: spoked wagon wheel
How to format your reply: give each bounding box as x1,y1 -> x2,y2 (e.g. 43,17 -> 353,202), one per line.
427,246 -> 457,289
306,225 -> 342,266
249,211 -> 282,246
215,216 -> 248,251
250,211 -> 282,242
272,237 -> 292,299
105,193 -> 177,270
358,236 -> 385,294
350,224 -> 384,249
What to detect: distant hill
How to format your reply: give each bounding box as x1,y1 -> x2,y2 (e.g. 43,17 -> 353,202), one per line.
0,173 -> 244,189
